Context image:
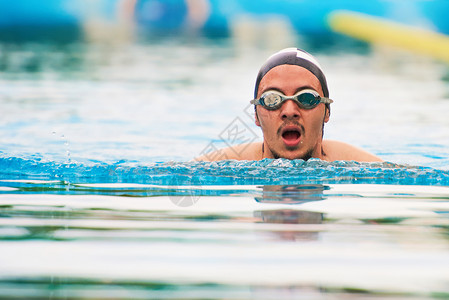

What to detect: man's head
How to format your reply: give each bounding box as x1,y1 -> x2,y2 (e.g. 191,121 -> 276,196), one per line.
252,48 -> 332,160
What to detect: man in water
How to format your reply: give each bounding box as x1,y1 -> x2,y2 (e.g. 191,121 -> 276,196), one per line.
197,48 -> 382,162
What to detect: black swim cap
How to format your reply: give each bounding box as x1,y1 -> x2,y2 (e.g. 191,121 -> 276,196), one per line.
254,48 -> 329,99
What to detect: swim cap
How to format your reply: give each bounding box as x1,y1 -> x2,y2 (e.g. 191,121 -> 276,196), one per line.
254,48 -> 329,99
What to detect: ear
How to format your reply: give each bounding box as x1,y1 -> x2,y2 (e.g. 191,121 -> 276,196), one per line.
324,106 -> 330,123
254,107 -> 261,127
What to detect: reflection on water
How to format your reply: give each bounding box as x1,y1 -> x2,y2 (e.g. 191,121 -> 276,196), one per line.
255,184 -> 328,203
0,181 -> 448,299
255,185 -> 326,241
255,209 -> 323,242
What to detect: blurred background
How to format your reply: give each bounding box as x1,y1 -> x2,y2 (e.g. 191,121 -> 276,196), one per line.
1,0 -> 449,42
1,0 -> 449,167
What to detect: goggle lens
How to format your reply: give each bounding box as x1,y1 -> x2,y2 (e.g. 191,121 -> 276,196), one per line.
261,93 -> 283,108
298,92 -> 320,108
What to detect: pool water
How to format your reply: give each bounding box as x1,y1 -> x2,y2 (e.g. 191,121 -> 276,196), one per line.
1,37 -> 449,299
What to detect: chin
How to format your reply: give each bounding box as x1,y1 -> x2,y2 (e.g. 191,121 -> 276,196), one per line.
282,147 -> 314,161
268,143 -> 314,160
273,150 -> 308,161
289,153 -> 311,161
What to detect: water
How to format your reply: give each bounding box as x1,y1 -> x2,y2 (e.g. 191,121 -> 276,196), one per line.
1,179 -> 448,299
1,37 -> 449,299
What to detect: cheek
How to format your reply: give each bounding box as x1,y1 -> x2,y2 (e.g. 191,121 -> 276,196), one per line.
255,108 -> 267,124
303,109 -> 325,129
257,110 -> 277,129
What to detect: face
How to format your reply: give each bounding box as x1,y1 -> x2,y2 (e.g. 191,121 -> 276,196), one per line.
255,65 -> 330,160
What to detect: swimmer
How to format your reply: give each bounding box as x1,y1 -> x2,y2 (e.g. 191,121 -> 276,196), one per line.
196,48 -> 382,162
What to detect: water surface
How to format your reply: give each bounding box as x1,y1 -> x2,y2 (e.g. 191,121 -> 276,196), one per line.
1,38 -> 449,299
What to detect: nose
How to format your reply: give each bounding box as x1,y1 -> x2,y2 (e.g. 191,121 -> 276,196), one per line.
280,99 -> 300,120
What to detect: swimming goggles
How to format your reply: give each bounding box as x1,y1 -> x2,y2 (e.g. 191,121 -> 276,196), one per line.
250,89 -> 333,110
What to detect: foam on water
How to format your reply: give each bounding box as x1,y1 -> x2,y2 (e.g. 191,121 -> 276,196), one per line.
1,156 -> 449,188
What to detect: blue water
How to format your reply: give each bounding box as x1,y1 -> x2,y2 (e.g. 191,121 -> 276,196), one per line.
1,157 -> 449,187
1,37 -> 449,299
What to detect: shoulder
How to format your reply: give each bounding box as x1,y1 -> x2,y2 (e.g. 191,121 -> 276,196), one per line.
322,140 -> 383,162
194,142 -> 262,162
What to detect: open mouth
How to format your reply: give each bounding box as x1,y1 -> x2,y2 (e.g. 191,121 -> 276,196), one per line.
281,128 -> 301,147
